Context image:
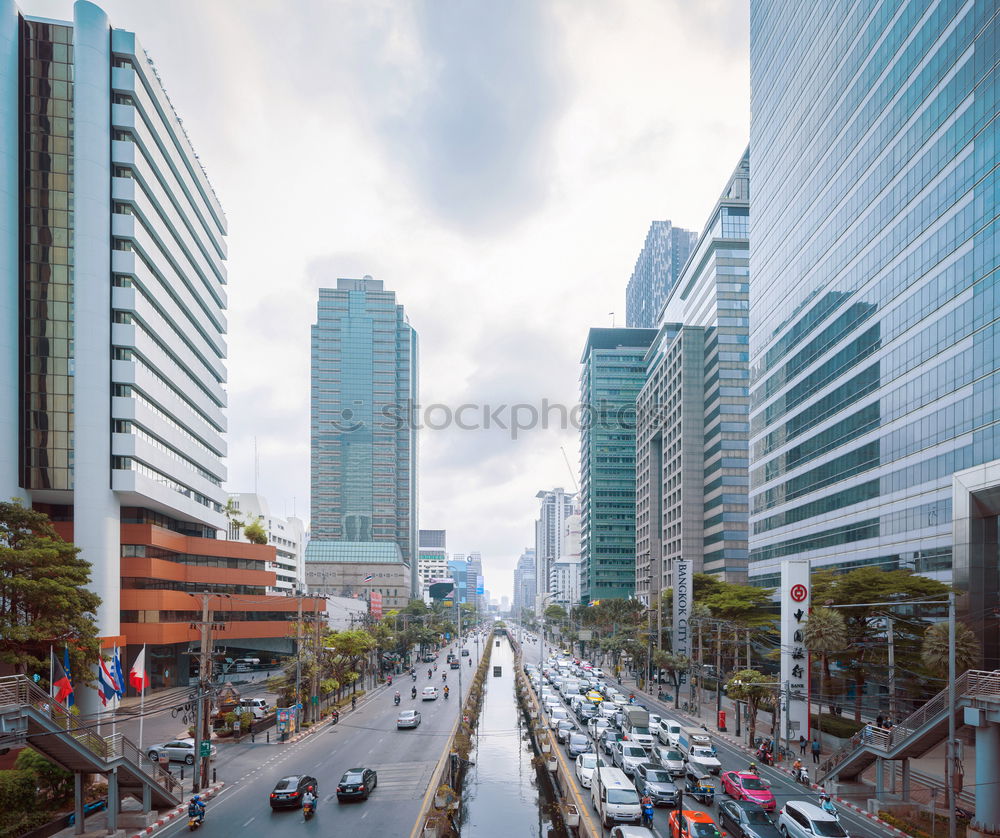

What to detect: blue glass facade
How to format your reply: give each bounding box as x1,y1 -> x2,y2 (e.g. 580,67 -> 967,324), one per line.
748,1 -> 999,587
311,278 -> 419,595
625,221 -> 699,329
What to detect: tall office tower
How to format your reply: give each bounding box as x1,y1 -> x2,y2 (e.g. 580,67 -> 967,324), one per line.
512,547 -> 536,616
749,2 -> 998,656
636,149 -> 751,609
417,528 -> 448,601
580,328 -> 659,602
308,277 -> 419,601
466,551 -> 484,610
625,220 -> 699,329
0,0 -> 319,695
533,487 -> 576,611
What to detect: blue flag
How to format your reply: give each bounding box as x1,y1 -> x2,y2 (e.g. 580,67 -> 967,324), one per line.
113,648 -> 126,699
63,647 -> 74,707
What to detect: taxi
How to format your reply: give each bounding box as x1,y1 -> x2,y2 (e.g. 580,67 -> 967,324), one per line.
668,809 -> 724,838
585,690 -> 604,703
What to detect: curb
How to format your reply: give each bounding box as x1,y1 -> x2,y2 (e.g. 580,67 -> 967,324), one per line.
282,686 -> 385,744
128,781 -> 224,838
626,682 -> 910,837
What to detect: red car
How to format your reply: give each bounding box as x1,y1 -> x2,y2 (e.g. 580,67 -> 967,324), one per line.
668,810 -> 724,838
721,771 -> 777,811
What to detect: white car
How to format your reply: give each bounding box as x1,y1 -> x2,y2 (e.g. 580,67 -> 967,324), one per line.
599,701 -> 619,719
548,707 -> 569,729
589,717 -> 611,738
688,745 -> 722,774
146,738 -> 216,765
422,686 -> 439,700
576,751 -> 603,788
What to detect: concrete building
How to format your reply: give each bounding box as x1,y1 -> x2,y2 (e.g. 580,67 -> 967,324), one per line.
0,0 -> 319,694
579,328 -> 658,602
227,493 -> 305,595
303,542 -> 410,611
534,487 -> 576,611
635,149 -> 751,606
747,0 -> 999,627
417,528 -> 448,602
309,277 -> 419,598
625,220 -> 698,329
512,548 -> 536,617
550,512 -> 582,609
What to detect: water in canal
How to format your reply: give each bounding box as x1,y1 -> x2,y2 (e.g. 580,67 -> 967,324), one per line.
460,634 -> 568,837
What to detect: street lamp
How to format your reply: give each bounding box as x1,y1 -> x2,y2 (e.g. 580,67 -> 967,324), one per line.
538,592 -> 562,670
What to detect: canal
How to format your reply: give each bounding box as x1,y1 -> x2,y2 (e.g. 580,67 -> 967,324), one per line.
460,634 -> 568,836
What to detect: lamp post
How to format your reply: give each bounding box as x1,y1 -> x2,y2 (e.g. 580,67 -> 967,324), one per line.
538,592 -> 560,670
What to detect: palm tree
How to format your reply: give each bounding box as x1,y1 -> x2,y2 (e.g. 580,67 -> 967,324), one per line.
803,607 -> 847,739
922,621 -> 980,678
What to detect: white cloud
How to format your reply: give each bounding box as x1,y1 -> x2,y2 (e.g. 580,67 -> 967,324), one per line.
31,0 -> 749,601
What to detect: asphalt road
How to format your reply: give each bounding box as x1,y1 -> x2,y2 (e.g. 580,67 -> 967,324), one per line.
149,637 -> 486,838
531,643 -> 897,838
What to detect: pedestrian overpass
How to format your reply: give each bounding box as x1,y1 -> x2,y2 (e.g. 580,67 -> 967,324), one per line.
818,669 -> 1000,834
0,675 -> 182,832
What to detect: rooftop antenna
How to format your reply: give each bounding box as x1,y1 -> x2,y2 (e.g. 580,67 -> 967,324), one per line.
609,311 -> 616,327
253,436 -> 259,494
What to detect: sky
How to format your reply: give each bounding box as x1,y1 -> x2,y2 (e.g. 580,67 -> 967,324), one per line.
37,0 -> 750,602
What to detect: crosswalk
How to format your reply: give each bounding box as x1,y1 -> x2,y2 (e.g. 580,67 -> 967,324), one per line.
364,760 -> 437,801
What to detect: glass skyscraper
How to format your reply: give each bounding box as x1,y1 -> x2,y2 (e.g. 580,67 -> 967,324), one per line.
310,277 -> 419,597
748,2 -> 998,592
625,220 -> 699,329
579,328 -> 658,602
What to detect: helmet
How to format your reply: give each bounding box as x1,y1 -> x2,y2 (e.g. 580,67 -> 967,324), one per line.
192,796 -> 201,803
748,762 -> 756,769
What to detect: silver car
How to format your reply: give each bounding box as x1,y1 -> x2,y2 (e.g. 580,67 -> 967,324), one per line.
146,738 -> 216,765
614,742 -> 648,777
652,745 -> 686,776
397,709 -> 421,729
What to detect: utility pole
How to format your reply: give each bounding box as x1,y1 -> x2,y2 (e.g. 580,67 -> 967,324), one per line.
885,617 -> 896,723
310,599 -> 322,723
295,596 -> 303,729
746,629 -> 752,670
456,603 -> 463,706
697,619 -> 704,711
715,622 -> 723,717
191,592 -> 214,792
947,592 -> 956,838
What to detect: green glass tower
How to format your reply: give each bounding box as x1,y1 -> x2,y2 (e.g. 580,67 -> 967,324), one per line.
579,328 -> 658,602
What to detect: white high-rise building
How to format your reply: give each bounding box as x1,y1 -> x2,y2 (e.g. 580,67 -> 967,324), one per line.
550,512 -> 582,609
227,493 -> 305,595
534,487 -> 576,612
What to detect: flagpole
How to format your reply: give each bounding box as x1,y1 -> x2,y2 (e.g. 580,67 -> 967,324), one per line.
49,646 -> 54,700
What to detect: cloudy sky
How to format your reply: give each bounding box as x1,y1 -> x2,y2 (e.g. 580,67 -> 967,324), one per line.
40,0 -> 750,600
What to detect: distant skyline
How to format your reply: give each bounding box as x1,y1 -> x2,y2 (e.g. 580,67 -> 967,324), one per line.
25,0 -> 750,598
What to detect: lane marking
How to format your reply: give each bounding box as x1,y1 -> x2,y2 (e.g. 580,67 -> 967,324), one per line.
241,817 -> 254,827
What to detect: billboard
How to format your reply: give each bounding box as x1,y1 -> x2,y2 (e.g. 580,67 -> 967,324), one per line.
476,575 -> 485,596
429,578 -> 455,600
370,591 -> 383,620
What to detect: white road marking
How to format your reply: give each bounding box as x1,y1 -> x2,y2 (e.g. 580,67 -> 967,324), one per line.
241,817 -> 255,827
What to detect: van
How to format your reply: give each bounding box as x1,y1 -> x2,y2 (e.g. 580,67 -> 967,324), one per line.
677,725 -> 712,757
658,718 -> 682,746
591,766 -> 641,829
777,801 -> 848,838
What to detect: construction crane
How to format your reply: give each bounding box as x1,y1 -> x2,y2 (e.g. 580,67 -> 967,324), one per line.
560,446 -> 579,493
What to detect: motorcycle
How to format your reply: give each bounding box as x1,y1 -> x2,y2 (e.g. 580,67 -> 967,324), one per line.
444,688 -> 450,700
796,766 -> 810,785
303,800 -> 316,819
394,693 -> 401,706
187,815 -> 204,832
641,801 -> 654,828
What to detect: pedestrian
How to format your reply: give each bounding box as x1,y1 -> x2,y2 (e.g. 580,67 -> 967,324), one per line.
799,734 -> 807,755
876,714 -> 884,728
811,737 -> 821,763
352,695 -> 357,711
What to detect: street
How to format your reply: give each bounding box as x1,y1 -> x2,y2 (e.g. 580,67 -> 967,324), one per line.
142,641 -> 482,838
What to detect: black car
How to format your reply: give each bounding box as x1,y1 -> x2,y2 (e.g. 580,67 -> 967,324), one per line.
633,762 -> 678,807
269,775 -> 318,809
718,799 -> 781,838
337,767 -> 378,802
450,660 -> 460,669
461,649 -> 470,656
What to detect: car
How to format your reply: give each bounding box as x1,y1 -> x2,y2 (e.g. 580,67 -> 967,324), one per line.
718,800 -> 782,838
461,649 -> 470,656
589,717 -> 611,738
555,719 -> 577,743
422,653 -> 436,662
269,774 -> 318,809
599,701 -> 619,719
611,828 -> 656,838
668,809 -> 725,838
721,771 -> 777,811
688,745 -> 723,774
601,728 -> 620,754
652,745 -> 686,776
422,686 -> 439,700
776,801 -> 848,838
613,742 -> 649,776
397,709 -> 421,729
336,767 -> 378,802
548,707 -> 569,729
568,732 -> 593,757
633,762 -> 679,807
146,738 -> 215,765
450,660 -> 460,669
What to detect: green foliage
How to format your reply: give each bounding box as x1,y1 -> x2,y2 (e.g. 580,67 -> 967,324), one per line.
921,621 -> 980,677
239,711 -> 255,729
811,713 -> 865,739
726,669 -> 774,743
0,769 -> 41,833
15,747 -> 72,802
544,603 -> 567,622
0,501 -> 101,679
242,519 -> 268,545
803,607 -> 849,721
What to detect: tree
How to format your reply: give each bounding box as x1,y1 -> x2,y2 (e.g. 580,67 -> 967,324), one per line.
0,501 -> 101,680
242,519 -> 267,545
802,607 -> 848,737
812,567 -> 951,721
14,748 -> 72,802
922,621 -> 980,678
727,669 -> 773,746
544,603 -> 567,622
653,650 -> 690,708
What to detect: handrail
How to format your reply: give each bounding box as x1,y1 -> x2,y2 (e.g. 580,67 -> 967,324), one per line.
819,669 -> 1000,776
0,675 -> 181,797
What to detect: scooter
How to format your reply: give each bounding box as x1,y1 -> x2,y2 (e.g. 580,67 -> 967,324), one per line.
303,800 -> 316,819
394,693 -> 401,706
796,766 -> 810,785
187,814 -> 204,832
641,801 -> 654,828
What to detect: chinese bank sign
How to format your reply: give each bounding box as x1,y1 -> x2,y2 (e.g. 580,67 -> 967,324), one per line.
779,560 -> 810,741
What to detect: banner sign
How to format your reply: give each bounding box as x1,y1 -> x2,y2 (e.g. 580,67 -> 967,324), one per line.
476,575 -> 485,596
370,591 -> 383,620
672,560 -> 690,687
780,559 -> 810,744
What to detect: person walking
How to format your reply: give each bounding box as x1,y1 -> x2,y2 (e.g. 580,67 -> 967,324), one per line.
811,737 -> 821,764
799,735 -> 807,756
352,695 -> 357,711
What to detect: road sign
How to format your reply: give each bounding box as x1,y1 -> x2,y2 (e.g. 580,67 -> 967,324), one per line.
199,741 -> 211,757
311,695 -> 318,705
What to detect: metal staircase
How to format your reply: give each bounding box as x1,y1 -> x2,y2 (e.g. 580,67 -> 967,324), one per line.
818,669 -> 1000,782
0,674 -> 182,809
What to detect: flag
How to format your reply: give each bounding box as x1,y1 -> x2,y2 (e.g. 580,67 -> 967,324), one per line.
129,646 -> 150,692
362,574 -> 374,583
112,648 -> 126,700
52,649 -> 73,704
63,647 -> 74,706
97,657 -> 120,707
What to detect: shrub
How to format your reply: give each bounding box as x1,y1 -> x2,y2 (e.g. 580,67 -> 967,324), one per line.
0,769 -> 36,812
15,747 -> 73,802
811,713 -> 865,739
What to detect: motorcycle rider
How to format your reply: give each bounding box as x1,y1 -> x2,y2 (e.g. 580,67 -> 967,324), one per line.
747,762 -> 759,776
188,795 -> 205,825
640,793 -> 654,827
819,791 -> 837,816
444,685 -> 450,699
411,685 -> 417,699
394,690 -> 401,705
302,786 -> 317,814
442,672 -> 447,682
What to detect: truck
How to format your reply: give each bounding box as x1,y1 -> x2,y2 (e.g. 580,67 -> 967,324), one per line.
622,707 -> 655,750
677,725 -> 713,757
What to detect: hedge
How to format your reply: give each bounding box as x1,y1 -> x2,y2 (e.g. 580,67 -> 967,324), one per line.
810,713 -> 865,739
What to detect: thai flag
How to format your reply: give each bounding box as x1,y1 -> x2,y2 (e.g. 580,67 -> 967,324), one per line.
97,657 -> 121,707
362,574 -> 374,583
